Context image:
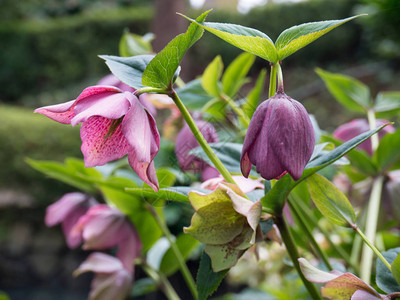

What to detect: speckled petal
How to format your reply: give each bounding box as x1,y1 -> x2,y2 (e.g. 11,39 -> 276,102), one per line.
80,116 -> 131,167
34,99 -> 77,124
127,151 -> 159,191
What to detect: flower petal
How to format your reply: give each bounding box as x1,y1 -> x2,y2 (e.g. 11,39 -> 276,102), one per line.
127,152 -> 159,191
116,225 -> 142,272
45,192 -> 88,226
34,100 -> 76,124
74,252 -> 124,275
80,116 -> 131,167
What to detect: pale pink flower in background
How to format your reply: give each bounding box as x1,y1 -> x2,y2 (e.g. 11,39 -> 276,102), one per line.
45,192 -> 97,248
35,86 -> 160,190
72,204 -> 141,272
201,175 -> 264,194
74,252 -> 133,300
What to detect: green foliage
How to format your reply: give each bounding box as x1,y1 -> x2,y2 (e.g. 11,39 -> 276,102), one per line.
307,173 -> 356,227
0,105 -> 81,200
242,68 -> 266,120
202,55 -> 223,97
0,5 -> 153,101
374,129 -> 400,172
142,11 -> 210,89
376,248 -> 400,293
119,31 -> 154,57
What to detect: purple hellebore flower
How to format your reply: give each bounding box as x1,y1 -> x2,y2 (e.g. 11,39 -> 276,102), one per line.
97,74 -> 157,116
333,118 -> 395,156
45,192 -> 97,248
74,252 -> 133,300
71,204 -> 141,272
241,91 -> 315,181
175,120 -> 220,176
35,86 -> 160,191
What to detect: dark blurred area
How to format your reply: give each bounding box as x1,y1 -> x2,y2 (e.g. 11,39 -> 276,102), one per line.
0,0 -> 399,299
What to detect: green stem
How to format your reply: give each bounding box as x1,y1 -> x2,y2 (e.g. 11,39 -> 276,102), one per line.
169,89 -> 236,185
220,93 -> 250,127
367,109 -> 379,152
142,263 -> 180,300
275,215 -> 322,300
293,197 -> 358,272
146,204 -> 198,300
356,225 -> 392,273
276,63 -> 284,92
288,197 -> 333,270
269,64 -> 277,97
134,87 -> 166,96
360,175 -> 385,283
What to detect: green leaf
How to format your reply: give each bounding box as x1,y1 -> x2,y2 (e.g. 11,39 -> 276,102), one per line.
196,251 -> 229,300
142,11 -> 210,89
392,252 -> 400,286
189,142 -> 246,175
202,55 -> 223,97
26,158 -> 102,193
180,15 -> 278,63
316,68 -> 371,113
261,174 -> 293,215
119,30 -> 154,57
307,173 -> 356,227
100,54 -> 155,89
275,15 -> 363,60
374,91 -> 400,116
242,68 -> 267,120
376,248 -> 400,293
176,78 -> 214,110
125,187 -> 191,204
222,52 -> 255,98
159,234 -> 200,276
302,124 -> 389,180
374,129 -> 400,171
131,278 -> 157,297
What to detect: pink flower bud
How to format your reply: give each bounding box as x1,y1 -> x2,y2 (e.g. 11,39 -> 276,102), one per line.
241,92 -> 315,181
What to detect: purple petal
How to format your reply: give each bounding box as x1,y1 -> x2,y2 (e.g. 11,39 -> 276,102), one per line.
97,74 -> 135,93
127,152 -> 159,191
80,116 -> 131,167
74,252 -> 124,275
240,101 -> 269,177
201,166 -> 220,181
72,90 -> 134,126
61,204 -> 88,248
45,192 -> 88,226
34,99 -> 77,124
89,270 -> 132,300
116,225 -> 142,272
351,290 -> 381,300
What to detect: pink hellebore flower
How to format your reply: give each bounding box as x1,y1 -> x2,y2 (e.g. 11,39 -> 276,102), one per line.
175,120 -> 220,177
45,192 -> 96,248
241,91 -> 315,181
98,74 -> 157,116
201,175 -> 264,194
333,118 -> 395,156
74,252 -> 133,300
35,86 -> 160,191
72,204 -> 141,272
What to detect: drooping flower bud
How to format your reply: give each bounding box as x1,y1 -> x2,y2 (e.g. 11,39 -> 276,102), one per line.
333,118 -> 395,156
241,91 -> 315,181
175,120 -> 219,174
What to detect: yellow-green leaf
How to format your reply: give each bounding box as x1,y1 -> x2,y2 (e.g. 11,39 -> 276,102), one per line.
201,55 -> 223,97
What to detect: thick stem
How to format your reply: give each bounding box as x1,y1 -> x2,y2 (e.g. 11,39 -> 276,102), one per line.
134,87 -> 166,96
142,263 -> 180,300
367,109 -> 379,152
275,215 -> 322,300
276,63 -> 284,93
147,204 -> 198,300
220,93 -> 250,127
360,175 -> 385,283
288,197 -> 333,270
169,89 -> 236,185
269,64 -> 277,97
356,225 -> 392,273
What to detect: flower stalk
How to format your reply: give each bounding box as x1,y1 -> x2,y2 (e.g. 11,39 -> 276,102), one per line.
142,263 -> 180,300
269,63 -> 277,97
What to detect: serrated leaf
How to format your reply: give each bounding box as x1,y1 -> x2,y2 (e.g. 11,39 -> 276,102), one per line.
181,15 -> 278,63
374,129 -> 400,171
242,69 -> 267,120
376,248 -> 400,293
142,11 -> 210,89
222,52 -> 255,98
316,68 -> 371,113
307,173 -> 356,227
119,31 -> 153,57
100,54 -> 155,89
159,234 -> 200,276
374,91 -> 400,115
26,158 -> 102,193
301,124 -> 389,181
202,55 -> 223,97
196,251 -> 229,300
176,78 -> 214,110
276,15 -> 363,60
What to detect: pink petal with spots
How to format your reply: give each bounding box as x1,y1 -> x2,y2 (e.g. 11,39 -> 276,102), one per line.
34,99 -> 77,124
122,100 -> 160,163
128,151 -> 159,191
72,91 -> 134,126
80,116 -> 131,167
